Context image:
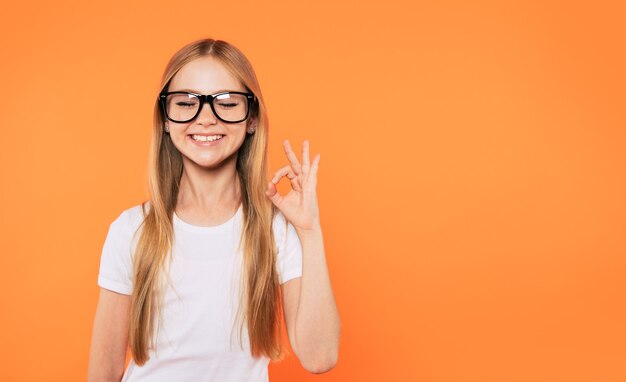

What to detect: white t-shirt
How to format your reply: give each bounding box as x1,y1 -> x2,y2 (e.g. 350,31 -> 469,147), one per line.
97,201 -> 303,382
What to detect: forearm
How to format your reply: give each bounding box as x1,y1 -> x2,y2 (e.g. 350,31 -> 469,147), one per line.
293,225 -> 341,371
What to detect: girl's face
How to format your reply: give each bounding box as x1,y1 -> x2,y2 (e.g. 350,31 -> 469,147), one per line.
164,56 -> 255,170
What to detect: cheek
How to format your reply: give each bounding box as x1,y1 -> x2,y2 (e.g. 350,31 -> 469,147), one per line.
230,127 -> 249,144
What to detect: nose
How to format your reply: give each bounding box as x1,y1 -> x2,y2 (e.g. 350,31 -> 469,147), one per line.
195,99 -> 218,124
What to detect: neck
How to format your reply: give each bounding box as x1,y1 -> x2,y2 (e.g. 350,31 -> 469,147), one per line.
177,154 -> 242,213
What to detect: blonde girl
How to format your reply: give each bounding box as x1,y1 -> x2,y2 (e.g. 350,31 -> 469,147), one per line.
88,38 -> 340,382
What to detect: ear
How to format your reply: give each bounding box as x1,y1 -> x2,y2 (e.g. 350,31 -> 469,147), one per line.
247,119 -> 257,134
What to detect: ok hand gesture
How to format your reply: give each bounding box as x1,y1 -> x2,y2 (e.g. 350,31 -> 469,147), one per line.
266,139 -> 321,232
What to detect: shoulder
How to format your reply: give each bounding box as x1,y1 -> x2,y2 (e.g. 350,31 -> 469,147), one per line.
271,208 -> 289,239
108,200 -> 149,237
270,208 -> 303,283
271,208 -> 300,249
272,208 -> 288,230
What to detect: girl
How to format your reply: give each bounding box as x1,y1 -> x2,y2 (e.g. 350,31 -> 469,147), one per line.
88,38 -> 340,381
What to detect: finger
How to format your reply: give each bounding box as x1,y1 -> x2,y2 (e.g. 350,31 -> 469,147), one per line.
266,181 -> 284,207
310,153 -> 320,178
304,153 -> 320,192
271,165 -> 301,192
302,140 -> 310,175
283,140 -> 302,176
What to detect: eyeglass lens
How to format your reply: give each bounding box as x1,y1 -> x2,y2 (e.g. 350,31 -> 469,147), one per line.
164,93 -> 249,122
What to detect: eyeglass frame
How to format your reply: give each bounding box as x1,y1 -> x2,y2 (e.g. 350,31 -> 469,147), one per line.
158,90 -> 256,124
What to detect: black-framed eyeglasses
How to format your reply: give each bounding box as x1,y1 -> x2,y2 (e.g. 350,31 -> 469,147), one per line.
158,91 -> 256,123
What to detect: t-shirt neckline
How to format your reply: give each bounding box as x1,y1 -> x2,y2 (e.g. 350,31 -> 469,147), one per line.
173,203 -> 243,234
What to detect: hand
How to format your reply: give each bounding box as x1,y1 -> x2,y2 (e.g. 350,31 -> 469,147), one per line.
266,139 -> 321,232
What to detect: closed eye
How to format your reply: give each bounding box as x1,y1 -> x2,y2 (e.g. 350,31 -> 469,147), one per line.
176,102 -> 197,108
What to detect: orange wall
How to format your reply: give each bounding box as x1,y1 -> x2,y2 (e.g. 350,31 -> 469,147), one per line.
0,1 -> 624,381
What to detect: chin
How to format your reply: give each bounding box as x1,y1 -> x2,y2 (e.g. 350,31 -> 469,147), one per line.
187,153 -> 237,170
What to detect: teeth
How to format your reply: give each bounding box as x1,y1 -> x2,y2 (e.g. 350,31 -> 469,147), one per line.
191,134 -> 224,142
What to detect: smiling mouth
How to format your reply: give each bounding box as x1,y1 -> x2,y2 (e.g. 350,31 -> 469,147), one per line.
189,134 -> 224,142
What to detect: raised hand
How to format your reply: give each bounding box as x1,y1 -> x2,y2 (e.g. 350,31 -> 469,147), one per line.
266,139 -> 321,232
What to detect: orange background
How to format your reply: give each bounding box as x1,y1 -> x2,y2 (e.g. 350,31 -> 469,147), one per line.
1,1 -> 624,381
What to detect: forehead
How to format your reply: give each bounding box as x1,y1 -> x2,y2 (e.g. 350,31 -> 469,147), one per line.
168,56 -> 245,94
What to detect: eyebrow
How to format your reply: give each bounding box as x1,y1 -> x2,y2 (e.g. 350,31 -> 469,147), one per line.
170,88 -> 242,94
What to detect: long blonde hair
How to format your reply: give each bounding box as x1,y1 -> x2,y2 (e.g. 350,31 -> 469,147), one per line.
128,38 -> 286,365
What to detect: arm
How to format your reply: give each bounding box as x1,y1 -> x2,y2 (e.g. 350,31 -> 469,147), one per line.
268,139 -> 340,373
87,288 -> 131,382
282,226 -> 340,374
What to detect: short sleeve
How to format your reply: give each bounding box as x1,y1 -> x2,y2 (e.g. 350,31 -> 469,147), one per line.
274,212 -> 303,285
97,211 -> 134,295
